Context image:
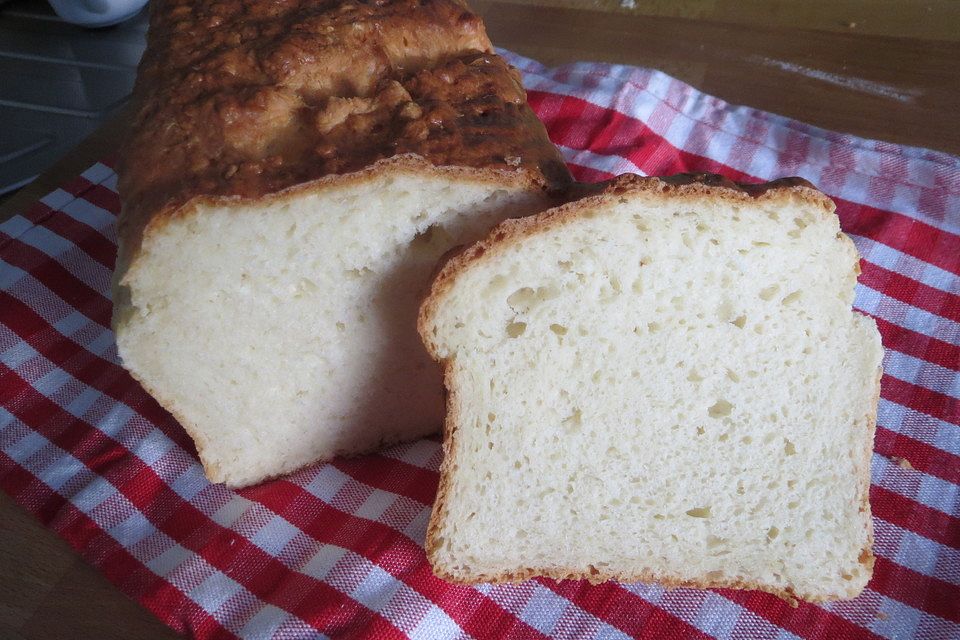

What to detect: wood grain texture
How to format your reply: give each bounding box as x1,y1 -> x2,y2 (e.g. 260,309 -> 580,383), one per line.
0,493 -> 179,640
0,2 -> 957,638
474,0 -> 960,154
484,0 -> 960,41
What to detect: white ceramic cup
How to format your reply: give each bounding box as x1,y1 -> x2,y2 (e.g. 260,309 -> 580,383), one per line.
48,0 -> 148,28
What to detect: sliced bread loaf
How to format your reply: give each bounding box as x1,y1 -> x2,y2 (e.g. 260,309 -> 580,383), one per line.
418,174 -> 883,602
113,0 -> 571,487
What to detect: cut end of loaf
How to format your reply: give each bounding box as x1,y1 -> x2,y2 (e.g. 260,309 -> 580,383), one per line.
112,162 -> 552,487
420,174 -> 883,602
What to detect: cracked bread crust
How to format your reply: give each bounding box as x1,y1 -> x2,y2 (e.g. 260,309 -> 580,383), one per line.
116,0 -> 571,289
111,0 -> 572,486
418,173 -> 878,603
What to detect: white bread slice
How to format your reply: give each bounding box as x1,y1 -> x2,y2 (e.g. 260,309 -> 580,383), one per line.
419,174 -> 883,602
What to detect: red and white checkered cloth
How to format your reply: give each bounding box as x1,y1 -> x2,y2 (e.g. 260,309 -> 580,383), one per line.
1,51 -> 958,639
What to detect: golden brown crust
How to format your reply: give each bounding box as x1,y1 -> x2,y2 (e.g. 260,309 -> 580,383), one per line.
424,361 -> 462,565
418,173 -> 872,603
657,172 -> 821,197
853,362 -> 883,582
430,565 -> 816,605
116,0 -> 571,290
135,0 -> 490,104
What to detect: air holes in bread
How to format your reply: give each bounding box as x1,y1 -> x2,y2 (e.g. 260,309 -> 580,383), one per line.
708,399 -> 734,419
506,322 -> 526,337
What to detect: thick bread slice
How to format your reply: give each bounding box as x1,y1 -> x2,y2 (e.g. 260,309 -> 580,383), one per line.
419,174 -> 883,602
113,0 -> 571,487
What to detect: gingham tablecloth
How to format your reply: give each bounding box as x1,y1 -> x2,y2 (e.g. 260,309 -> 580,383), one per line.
1,51 -> 958,639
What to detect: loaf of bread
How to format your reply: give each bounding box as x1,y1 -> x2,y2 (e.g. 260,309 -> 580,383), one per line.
419,174 -> 883,602
112,0 -> 571,486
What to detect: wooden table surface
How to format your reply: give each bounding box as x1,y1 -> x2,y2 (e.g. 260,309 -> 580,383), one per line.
1,2 -> 958,638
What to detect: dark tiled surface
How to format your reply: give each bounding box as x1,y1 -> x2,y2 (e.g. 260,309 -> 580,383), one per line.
0,0 -> 147,194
